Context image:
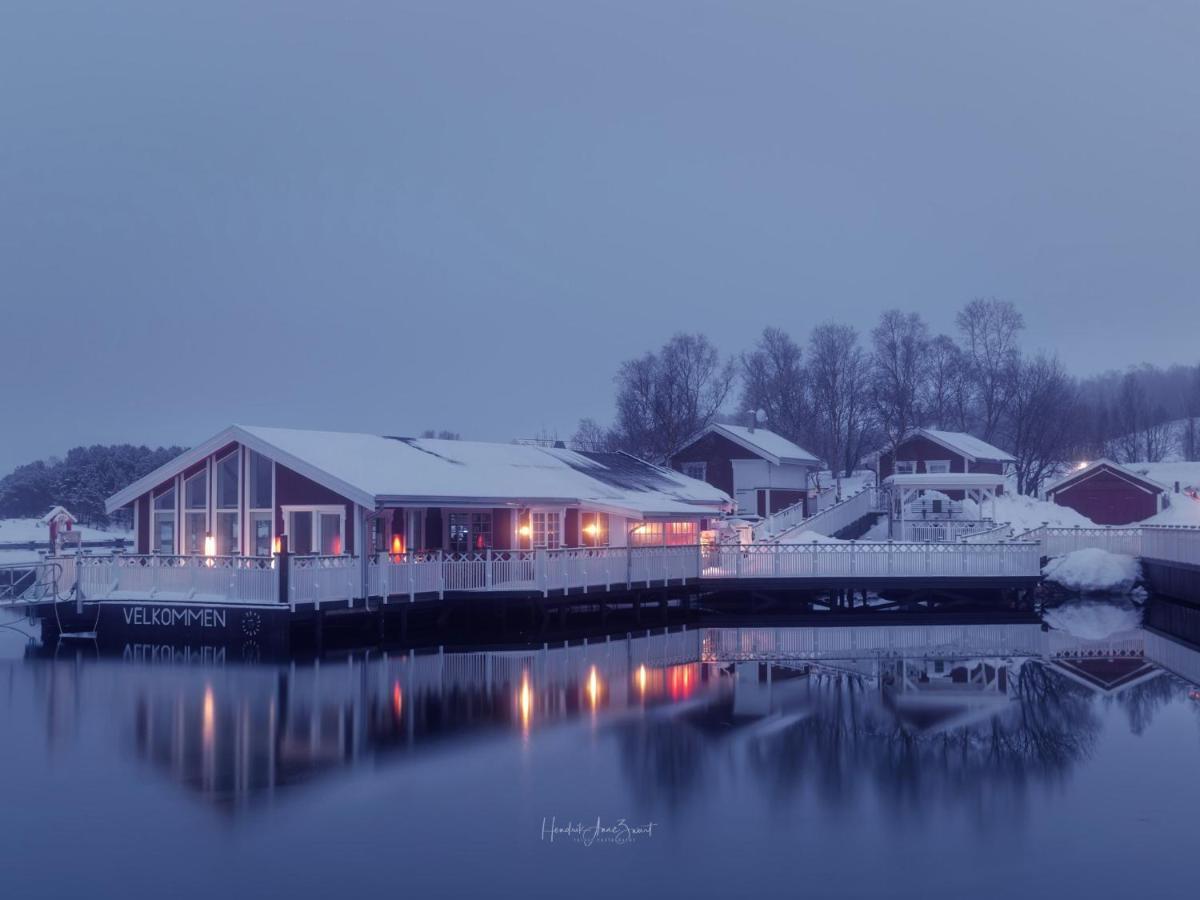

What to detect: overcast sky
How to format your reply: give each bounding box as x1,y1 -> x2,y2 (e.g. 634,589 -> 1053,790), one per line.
2,1 -> 1198,474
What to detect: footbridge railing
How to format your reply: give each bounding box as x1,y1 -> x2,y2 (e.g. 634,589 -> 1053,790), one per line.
1013,524 -> 1200,564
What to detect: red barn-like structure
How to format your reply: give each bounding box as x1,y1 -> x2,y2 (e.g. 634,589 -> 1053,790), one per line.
1045,459 -> 1166,525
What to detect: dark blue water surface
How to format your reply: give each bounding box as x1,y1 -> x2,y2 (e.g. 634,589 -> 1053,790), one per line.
2,609 -> 1199,899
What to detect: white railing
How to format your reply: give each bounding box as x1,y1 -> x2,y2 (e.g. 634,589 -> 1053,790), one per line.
752,497 -> 811,541
289,555 -> 359,608
900,519 -> 1002,543
70,554 -> 278,604
364,546 -> 702,604
703,540 -> 1040,580
777,486 -> 878,541
1013,524 -> 1200,564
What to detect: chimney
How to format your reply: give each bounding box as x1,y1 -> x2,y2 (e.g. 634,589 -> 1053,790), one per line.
746,410 -> 755,433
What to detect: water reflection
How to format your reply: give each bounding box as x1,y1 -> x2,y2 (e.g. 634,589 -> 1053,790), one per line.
10,613 -> 1200,818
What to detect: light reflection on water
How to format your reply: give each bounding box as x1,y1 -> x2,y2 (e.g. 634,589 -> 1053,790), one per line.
2,610 -> 1200,899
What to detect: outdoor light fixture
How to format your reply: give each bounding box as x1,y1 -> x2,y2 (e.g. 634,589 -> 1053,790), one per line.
203,532 -> 216,557
391,534 -> 404,556
272,536 -> 282,555
519,525 -> 531,537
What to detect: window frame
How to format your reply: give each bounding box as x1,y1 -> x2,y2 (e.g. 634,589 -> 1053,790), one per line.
925,459 -> 952,474
894,460 -> 917,475
681,461 -> 707,482
580,511 -> 610,547
282,504 -> 346,556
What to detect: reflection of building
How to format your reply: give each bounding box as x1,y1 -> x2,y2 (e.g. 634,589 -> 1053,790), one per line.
882,658 -> 1018,734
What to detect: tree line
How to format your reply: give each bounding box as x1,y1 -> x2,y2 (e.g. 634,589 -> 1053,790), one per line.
574,298 -> 1200,495
0,444 -> 185,527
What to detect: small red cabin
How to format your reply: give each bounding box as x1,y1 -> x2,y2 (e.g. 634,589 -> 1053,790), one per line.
1045,459 -> 1166,526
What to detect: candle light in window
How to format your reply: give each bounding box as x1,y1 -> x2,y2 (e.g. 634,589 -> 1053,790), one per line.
203,532 -> 216,565
391,534 -> 405,556
518,525 -> 531,538
331,535 -> 342,556
272,535 -> 282,555
583,522 -> 599,536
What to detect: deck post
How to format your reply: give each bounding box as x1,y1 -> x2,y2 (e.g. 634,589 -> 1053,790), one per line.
277,540 -> 289,606
437,550 -> 444,600
485,549 -> 493,589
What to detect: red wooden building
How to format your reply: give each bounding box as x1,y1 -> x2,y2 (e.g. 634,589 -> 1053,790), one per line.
105,425 -> 733,558
875,428 -> 1015,486
669,423 -> 821,518
1045,459 -> 1167,525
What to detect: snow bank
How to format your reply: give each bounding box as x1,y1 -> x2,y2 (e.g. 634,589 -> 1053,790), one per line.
962,493 -> 1095,534
1043,548 -> 1141,594
1042,599 -> 1143,641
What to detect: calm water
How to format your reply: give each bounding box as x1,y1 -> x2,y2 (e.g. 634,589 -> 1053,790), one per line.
2,608 -> 1200,899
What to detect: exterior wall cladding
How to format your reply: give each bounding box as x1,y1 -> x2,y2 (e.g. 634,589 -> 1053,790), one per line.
669,431 -> 760,496
878,435 -> 1005,501
670,431 -> 807,516
1051,467 -> 1161,526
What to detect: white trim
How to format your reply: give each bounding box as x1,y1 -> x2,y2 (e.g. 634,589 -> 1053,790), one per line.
1044,459 -> 1167,497
281,504 -> 346,555
925,459 -> 952,474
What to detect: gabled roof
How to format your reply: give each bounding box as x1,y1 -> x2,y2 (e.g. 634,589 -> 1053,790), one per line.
40,506 -> 76,525
678,423 -> 820,466
105,425 -> 733,519
891,429 -> 1016,463
1044,459 -> 1167,497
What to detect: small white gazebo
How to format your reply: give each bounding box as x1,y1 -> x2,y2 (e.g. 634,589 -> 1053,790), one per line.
882,473 -> 1006,540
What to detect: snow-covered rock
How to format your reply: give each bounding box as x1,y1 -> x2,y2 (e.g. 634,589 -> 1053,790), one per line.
962,493 -> 1096,534
1042,548 -> 1141,595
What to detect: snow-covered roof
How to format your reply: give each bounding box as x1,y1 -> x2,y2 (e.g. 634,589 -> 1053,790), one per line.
1044,459 -> 1167,497
883,473 -> 1008,490
906,429 -> 1016,463
40,506 -> 76,525
105,425 -> 733,519
682,423 -> 820,466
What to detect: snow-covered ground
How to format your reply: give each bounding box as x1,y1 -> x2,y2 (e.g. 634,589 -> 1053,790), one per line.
962,491 -> 1095,533
0,518 -> 132,566
1042,548 -> 1141,594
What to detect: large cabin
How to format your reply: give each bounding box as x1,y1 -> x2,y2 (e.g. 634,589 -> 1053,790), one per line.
668,423 -> 821,518
105,425 -> 733,559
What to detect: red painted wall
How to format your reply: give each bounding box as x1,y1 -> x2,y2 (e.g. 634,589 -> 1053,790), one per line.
1052,467 -> 1161,525
758,489 -> 807,517
136,495 -> 150,554
274,463 -> 356,555
670,432 -> 760,495
879,434 -> 1006,499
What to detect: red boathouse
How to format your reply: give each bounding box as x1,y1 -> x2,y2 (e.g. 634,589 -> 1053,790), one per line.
1044,459 -> 1167,526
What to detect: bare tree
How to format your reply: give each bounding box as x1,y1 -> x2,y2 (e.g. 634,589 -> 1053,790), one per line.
1184,366 -> 1200,461
610,333 -> 735,462
570,417 -> 616,452
738,326 -> 811,445
869,310 -> 930,450
956,297 -> 1024,440
922,334 -> 965,431
1004,355 -> 1081,494
1112,373 -> 1147,462
807,323 -> 871,491
420,429 -> 461,440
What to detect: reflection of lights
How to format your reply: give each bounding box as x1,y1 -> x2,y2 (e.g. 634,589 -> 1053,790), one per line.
392,681 -> 403,718
518,674 -> 533,730
637,664 -> 648,695
202,685 -> 215,745
667,665 -> 696,701
586,666 -> 601,709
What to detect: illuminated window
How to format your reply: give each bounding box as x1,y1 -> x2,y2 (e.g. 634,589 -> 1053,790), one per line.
629,521 -> 664,547
449,511 -> 492,554
581,512 -> 609,547
665,521 -> 698,546
285,506 -> 345,555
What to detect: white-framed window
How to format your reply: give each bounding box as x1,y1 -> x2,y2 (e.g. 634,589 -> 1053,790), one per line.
894,460 -> 917,475
531,511 -> 560,549
284,505 -> 345,556
214,449 -> 240,555
448,511 -> 492,554
152,484 -> 176,555
681,461 -> 707,482
246,449 -> 274,556
183,468 -> 208,555
581,511 -> 610,547
926,460 -> 951,474
629,521 -> 664,547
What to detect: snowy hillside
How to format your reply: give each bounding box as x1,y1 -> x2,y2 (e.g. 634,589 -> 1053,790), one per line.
0,518 -> 132,566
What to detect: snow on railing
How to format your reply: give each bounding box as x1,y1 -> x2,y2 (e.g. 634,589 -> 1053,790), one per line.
702,540 -> 1039,580
1013,523 -> 1200,565
769,486 -> 879,541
